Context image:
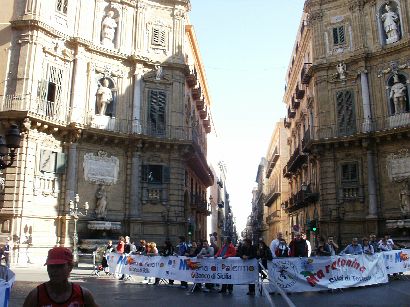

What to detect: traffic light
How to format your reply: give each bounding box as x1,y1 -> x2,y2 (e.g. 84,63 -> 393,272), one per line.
308,220 -> 318,232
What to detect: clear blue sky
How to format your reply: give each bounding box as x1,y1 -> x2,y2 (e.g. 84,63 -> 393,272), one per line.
190,0 -> 305,234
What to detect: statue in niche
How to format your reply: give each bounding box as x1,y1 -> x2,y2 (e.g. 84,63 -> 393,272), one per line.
101,10 -> 117,48
381,3 -> 400,44
96,78 -> 112,116
155,64 -> 163,80
336,62 -> 347,80
400,181 -> 410,215
95,184 -> 108,219
390,74 -> 407,114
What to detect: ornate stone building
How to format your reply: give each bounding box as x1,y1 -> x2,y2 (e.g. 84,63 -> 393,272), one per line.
283,0 -> 410,246
0,0 -> 214,264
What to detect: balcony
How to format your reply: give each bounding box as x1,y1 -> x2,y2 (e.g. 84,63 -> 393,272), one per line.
266,210 -> 280,225
265,185 -> 280,207
196,98 -> 205,110
283,165 -> 291,178
286,184 -> 319,213
199,106 -> 207,120
292,96 -> 300,110
186,67 -> 198,88
301,63 -> 312,85
286,145 -> 307,173
192,86 -> 202,100
288,107 -> 296,119
295,84 -> 305,100
337,185 -> 364,204
301,129 -> 312,152
2,94 -> 69,123
266,147 -> 279,178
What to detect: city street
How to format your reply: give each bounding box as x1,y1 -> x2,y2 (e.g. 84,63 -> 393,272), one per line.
9,264 -> 410,307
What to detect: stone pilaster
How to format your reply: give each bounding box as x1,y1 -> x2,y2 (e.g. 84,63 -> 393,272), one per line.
129,150 -> 141,217
360,71 -> 373,132
70,46 -> 87,124
366,149 -> 378,218
132,64 -> 144,133
65,143 -> 78,204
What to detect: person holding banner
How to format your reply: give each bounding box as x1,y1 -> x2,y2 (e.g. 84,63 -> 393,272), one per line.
270,232 -> 283,257
340,238 -> 363,255
238,238 -> 257,296
362,238 -> 375,255
289,233 -> 308,257
197,240 -> 215,292
215,237 -> 237,294
176,236 -> 189,289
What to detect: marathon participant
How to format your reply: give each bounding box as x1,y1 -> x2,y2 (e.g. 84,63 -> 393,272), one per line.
23,247 -> 99,307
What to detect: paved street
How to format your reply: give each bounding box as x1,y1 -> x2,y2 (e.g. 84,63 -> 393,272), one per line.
8,265 -> 410,307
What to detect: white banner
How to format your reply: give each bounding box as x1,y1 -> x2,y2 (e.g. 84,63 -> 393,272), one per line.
269,254 -> 388,292
107,253 -> 258,285
383,249 -> 410,274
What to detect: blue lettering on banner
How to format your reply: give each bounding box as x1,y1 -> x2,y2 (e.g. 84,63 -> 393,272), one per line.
395,252 -> 402,263
117,255 -> 127,265
179,259 -> 189,270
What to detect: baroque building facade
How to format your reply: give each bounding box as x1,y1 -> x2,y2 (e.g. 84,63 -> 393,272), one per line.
0,0 -> 214,264
263,121 -> 291,243
282,0 -> 410,247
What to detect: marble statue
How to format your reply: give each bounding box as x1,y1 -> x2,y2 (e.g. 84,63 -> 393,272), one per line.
96,78 -> 112,116
101,11 -> 117,48
390,74 -> 407,114
336,62 -> 347,80
400,181 -> 410,215
95,184 -> 108,219
155,64 -> 163,81
382,4 -> 400,44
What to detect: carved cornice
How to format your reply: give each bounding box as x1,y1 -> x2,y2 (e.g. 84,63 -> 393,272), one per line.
307,10 -> 323,26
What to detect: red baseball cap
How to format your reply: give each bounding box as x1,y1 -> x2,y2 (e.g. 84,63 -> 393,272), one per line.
44,247 -> 73,265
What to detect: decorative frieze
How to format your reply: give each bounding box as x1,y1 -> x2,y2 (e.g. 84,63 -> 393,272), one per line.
387,149 -> 410,182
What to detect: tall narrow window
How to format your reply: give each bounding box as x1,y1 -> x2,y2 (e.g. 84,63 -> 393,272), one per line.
336,90 -> 356,136
333,26 -> 345,45
340,162 -> 360,201
148,90 -> 166,136
56,0 -> 68,15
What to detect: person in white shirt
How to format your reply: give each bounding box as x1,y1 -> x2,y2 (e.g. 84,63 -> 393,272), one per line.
270,232 -> 283,257
302,233 -> 311,257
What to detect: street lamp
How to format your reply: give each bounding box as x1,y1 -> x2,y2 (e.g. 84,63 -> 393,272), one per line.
0,124 -> 21,170
69,194 -> 89,266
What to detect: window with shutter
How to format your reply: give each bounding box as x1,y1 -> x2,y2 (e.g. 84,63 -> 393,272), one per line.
341,163 -> 358,184
141,165 -> 165,184
332,26 -> 345,45
56,0 -> 68,15
37,65 -> 63,118
151,27 -> 166,47
149,90 -> 166,136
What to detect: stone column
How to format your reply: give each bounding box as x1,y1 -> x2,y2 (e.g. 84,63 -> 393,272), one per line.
65,143 -> 78,204
367,149 -> 378,218
360,71 -> 373,132
129,151 -> 141,217
132,64 -> 143,133
70,47 -> 87,123
135,3 -> 146,51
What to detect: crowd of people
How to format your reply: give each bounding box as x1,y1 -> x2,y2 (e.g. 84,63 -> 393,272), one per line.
269,232 -> 406,258
102,233 -> 277,296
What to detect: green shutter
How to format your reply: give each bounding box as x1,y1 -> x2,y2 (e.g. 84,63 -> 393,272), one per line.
55,152 -> 66,174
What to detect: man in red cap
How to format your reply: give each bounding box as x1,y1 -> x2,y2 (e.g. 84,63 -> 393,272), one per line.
23,247 -> 99,307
